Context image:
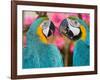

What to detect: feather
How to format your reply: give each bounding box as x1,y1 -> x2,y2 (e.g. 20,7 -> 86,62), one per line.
73,40 -> 90,66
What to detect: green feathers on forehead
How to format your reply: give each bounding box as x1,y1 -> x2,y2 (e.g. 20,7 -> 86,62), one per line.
68,16 -> 79,20
42,17 -> 49,20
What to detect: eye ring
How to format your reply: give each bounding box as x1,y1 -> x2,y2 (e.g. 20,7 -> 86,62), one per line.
74,20 -> 78,24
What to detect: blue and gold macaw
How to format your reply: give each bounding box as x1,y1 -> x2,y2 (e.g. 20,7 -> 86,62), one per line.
23,17 -> 63,69
73,17 -> 90,66
59,16 -> 90,66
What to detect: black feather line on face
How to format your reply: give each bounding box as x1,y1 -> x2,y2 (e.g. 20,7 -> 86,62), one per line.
47,29 -> 52,37
50,21 -> 55,32
42,21 -> 55,38
46,21 -> 55,37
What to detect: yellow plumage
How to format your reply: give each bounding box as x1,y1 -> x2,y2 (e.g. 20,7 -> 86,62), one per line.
80,25 -> 86,41
36,26 -> 48,44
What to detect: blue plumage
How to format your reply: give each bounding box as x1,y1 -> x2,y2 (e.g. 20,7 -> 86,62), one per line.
22,17 -> 63,69
73,18 -> 90,66
73,40 -> 90,66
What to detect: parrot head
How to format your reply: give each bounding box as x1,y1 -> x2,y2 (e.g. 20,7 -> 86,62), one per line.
59,16 -> 87,41
37,18 -> 55,44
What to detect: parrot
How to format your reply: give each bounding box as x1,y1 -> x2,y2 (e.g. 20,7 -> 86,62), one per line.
59,16 -> 90,66
22,17 -> 63,69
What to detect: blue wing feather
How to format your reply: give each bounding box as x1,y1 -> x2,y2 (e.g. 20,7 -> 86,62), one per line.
73,40 -> 90,66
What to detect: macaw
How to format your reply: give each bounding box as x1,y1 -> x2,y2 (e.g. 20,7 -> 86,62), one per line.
59,16 -> 90,66
22,17 -> 63,69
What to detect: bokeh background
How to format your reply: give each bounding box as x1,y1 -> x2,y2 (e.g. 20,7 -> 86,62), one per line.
23,11 -> 90,66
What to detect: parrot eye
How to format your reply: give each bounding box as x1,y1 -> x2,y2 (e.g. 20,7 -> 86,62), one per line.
73,20 -> 80,28
42,20 -> 50,29
74,20 -> 77,24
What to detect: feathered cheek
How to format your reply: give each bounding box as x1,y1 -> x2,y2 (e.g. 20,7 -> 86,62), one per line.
36,26 -> 48,44
80,25 -> 86,41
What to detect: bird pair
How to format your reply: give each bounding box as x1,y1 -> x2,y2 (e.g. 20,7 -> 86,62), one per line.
38,17 -> 82,44
38,16 -> 90,66
22,16 -> 90,69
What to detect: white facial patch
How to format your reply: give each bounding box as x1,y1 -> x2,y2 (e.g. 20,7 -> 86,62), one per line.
67,18 -> 80,28
43,26 -> 50,37
41,20 -> 51,37
68,23 -> 80,36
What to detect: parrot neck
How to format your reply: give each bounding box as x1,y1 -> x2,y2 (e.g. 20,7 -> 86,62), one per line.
78,19 -> 90,46
80,25 -> 86,41
37,26 -> 48,44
